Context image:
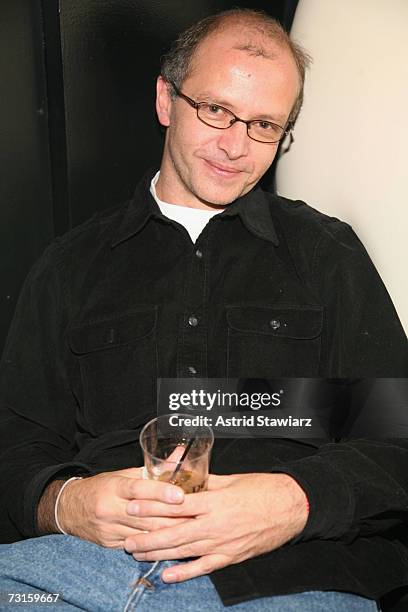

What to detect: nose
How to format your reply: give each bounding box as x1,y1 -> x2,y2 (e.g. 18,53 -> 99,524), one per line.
217,120 -> 249,160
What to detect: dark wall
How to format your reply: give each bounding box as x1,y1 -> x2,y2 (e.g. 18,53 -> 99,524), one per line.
0,1 -> 54,349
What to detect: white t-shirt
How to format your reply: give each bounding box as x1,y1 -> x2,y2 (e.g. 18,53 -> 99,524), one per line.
150,171 -> 221,243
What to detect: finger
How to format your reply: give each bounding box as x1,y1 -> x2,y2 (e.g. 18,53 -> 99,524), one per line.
87,525 -> 152,549
130,538 -> 212,561
127,516 -> 190,532
161,555 -> 228,582
126,492 -> 209,519
159,445 -> 188,476
119,476 -> 185,504
117,506 -> 189,530
124,517 -> 209,553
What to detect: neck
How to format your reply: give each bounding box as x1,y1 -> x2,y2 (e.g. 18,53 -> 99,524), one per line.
156,160 -> 227,211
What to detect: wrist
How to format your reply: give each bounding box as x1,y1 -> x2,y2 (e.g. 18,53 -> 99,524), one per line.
280,473 -> 310,535
55,477 -> 83,535
37,479 -> 65,534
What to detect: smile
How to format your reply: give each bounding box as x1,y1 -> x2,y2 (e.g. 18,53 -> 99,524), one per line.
203,159 -> 242,177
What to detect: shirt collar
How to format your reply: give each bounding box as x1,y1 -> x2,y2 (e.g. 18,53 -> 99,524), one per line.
218,184 -> 279,245
111,169 -> 279,247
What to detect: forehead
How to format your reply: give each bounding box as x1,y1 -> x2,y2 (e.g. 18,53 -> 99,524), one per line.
183,29 -> 299,116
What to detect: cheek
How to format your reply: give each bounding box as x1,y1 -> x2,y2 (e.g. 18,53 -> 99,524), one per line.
254,147 -> 278,171
170,125 -> 210,158
187,125 -> 219,151
241,148 -> 278,184
170,108 -> 211,146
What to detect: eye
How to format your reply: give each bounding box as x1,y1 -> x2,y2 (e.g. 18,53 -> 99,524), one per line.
207,104 -> 223,115
257,121 -> 275,131
252,120 -> 283,137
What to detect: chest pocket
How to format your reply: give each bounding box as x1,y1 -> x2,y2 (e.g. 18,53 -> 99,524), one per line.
68,308 -> 157,434
226,305 -> 323,377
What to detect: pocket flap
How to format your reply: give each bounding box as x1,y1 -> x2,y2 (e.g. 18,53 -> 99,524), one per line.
226,305 -> 323,340
68,308 -> 157,354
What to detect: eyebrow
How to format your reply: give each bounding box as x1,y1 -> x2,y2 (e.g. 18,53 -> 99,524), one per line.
194,91 -> 287,125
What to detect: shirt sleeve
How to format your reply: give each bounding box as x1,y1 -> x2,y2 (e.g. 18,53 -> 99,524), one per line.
272,224 -> 408,542
0,241 -> 91,543
313,222 -> 408,376
271,430 -> 408,543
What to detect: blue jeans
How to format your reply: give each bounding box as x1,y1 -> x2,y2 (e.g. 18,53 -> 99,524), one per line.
0,535 -> 379,611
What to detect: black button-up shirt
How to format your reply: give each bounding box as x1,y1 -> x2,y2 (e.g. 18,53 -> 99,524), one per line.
0,172 -> 407,604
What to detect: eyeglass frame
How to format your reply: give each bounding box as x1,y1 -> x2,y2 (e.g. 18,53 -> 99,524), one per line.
168,80 -> 293,144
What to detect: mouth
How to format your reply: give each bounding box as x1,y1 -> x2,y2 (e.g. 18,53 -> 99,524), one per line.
203,159 -> 243,177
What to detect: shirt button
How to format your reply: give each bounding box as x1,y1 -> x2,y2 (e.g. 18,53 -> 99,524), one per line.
188,315 -> 198,327
269,319 -> 281,330
195,249 -> 203,259
188,366 -> 197,375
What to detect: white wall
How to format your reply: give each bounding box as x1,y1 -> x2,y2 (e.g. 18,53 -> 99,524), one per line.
276,0 -> 408,333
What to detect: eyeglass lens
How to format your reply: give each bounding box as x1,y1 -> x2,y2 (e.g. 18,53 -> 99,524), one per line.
197,103 -> 284,143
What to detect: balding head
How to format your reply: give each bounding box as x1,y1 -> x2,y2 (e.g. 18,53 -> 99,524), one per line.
161,8 -> 311,125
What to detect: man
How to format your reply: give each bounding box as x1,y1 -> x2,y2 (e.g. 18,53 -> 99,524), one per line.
0,8 -> 407,612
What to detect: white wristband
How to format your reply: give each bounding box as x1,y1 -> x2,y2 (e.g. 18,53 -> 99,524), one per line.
54,476 -> 83,535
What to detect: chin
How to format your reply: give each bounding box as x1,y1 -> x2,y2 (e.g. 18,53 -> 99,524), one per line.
199,193 -> 239,207
194,184 -> 246,207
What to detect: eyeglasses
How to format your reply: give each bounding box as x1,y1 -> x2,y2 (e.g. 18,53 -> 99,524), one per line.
169,81 -> 292,144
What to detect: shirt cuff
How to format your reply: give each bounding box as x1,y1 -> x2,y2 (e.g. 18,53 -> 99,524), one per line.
22,462 -> 91,538
269,455 -> 355,542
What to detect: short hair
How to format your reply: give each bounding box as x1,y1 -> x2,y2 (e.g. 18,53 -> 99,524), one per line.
161,8 -> 312,126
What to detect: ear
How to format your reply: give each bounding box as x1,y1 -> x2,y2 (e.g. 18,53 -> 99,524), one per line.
156,76 -> 173,127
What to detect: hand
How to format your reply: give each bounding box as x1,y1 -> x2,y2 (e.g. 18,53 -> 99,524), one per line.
124,472 -> 309,582
58,468 -> 189,548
